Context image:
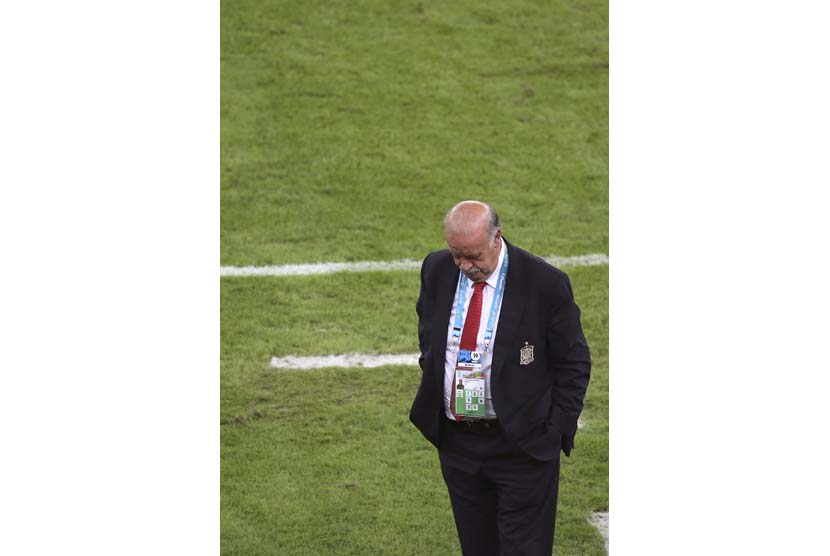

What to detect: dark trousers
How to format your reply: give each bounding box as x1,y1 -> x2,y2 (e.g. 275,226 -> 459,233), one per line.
439,421 -> 560,556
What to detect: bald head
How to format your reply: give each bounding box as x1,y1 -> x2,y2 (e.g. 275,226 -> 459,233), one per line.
443,200 -> 503,283
444,200 -> 501,241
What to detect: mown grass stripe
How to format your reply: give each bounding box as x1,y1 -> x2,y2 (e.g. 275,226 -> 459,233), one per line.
221,254 -> 608,277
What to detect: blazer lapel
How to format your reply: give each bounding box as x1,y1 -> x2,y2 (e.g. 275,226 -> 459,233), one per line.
491,241 -> 528,381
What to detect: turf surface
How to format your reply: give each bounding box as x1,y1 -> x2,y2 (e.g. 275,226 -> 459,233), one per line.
221,0 -> 608,266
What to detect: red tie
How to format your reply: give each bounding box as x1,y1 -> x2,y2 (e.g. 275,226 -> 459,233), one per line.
452,281 -> 486,420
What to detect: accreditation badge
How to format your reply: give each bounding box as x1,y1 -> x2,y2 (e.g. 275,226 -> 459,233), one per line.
454,369 -> 486,418
456,349 -> 482,369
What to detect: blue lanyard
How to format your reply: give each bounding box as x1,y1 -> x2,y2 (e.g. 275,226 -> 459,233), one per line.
451,247 -> 509,353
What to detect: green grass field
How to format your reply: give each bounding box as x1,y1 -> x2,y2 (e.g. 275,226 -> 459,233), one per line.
222,1 -> 608,554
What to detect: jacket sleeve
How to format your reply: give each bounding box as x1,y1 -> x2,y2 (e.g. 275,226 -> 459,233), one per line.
416,252 -> 430,359
547,272 -> 591,455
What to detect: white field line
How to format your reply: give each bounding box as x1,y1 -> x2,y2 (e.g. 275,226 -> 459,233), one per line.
270,352 -> 421,370
588,511 -> 609,553
221,253 -> 608,277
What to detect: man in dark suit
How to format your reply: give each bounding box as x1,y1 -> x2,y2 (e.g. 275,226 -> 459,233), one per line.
410,200 -> 591,556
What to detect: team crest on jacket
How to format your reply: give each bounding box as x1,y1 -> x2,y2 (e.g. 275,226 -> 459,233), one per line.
520,342 -> 534,365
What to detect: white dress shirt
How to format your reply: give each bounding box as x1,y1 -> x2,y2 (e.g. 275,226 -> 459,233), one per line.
443,241 -> 506,420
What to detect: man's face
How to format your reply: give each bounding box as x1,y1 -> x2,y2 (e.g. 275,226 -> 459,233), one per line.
445,227 -> 502,283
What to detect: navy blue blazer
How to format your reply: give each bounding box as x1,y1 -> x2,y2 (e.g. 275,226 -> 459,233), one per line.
409,240 -> 591,461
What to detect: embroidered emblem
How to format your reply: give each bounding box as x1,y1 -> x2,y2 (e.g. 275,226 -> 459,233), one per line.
519,342 -> 534,365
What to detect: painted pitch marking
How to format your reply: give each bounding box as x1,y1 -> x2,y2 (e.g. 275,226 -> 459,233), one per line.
270,352 -> 421,370
221,253 -> 608,277
588,511 -> 609,552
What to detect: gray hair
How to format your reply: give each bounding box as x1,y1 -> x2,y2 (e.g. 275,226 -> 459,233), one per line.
485,205 -> 501,241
